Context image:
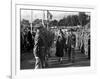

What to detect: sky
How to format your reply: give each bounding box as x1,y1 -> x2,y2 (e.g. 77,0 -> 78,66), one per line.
21,9 -> 90,22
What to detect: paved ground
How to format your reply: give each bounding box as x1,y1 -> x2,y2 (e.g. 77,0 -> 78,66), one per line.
20,49 -> 90,70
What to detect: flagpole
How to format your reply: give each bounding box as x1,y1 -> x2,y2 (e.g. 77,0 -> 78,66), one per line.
47,10 -> 52,30
42,10 -> 45,27
47,10 -> 49,29
31,10 -> 33,33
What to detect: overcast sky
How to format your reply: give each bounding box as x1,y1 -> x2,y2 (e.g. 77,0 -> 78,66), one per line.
21,9 -> 90,22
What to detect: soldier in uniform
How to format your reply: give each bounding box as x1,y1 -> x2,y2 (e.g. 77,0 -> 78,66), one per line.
67,30 -> 76,63
33,25 -> 47,69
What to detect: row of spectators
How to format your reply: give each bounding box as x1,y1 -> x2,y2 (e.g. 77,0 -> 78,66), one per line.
20,27 -> 35,53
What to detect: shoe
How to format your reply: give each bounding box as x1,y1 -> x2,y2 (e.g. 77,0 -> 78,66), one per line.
60,58 -> 63,64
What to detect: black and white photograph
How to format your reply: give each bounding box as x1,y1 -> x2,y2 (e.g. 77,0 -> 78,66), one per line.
1,0 -> 100,78
10,1 -> 99,78
20,8 -> 91,70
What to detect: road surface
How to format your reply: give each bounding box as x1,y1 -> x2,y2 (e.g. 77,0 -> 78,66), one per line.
21,49 -> 90,70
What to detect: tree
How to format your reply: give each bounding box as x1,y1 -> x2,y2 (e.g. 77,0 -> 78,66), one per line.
71,15 -> 80,26
58,15 -> 73,26
20,19 -> 30,32
49,20 -> 58,27
64,15 -> 72,26
78,12 -> 89,26
58,19 -> 65,26
32,19 -> 42,26
21,19 -> 30,27
53,20 -> 58,26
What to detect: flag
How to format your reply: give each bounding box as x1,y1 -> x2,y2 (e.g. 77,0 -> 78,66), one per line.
47,10 -> 53,21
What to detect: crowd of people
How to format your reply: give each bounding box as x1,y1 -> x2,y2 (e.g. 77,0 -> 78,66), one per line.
55,29 -> 76,64
33,25 -> 86,69
20,27 -> 35,53
21,23 -> 90,69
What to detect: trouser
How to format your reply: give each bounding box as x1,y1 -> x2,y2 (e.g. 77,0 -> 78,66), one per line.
68,47 -> 71,61
68,47 -> 75,62
34,48 -> 47,69
35,56 -> 46,69
64,45 -> 68,57
71,48 -> 75,62
35,57 -> 42,69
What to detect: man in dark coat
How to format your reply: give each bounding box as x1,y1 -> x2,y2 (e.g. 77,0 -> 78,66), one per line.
67,31 -> 76,63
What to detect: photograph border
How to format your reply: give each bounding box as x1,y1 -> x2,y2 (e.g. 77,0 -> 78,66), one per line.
11,3 -> 96,79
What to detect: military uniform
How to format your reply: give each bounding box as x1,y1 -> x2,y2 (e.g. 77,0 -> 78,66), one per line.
33,29 -> 46,69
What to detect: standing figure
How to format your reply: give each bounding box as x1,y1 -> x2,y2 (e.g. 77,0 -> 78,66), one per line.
27,29 -> 33,50
33,26 -> 46,69
67,30 -> 76,63
55,29 -> 66,63
88,37 -> 90,59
